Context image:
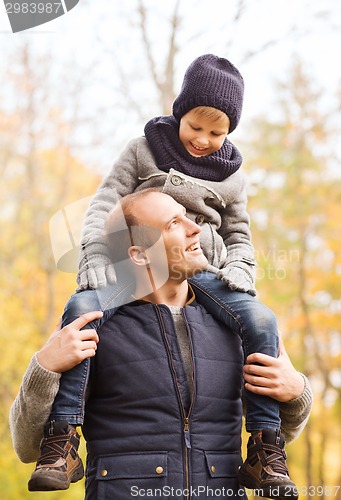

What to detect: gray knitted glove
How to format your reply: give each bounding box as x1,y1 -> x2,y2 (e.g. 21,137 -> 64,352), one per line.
217,260 -> 256,296
76,241 -> 117,291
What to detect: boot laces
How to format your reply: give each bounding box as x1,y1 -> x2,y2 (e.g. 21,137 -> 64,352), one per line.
261,442 -> 289,476
38,434 -> 72,466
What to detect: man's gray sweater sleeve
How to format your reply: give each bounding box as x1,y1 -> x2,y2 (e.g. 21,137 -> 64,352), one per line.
9,354 -> 61,463
279,374 -> 313,443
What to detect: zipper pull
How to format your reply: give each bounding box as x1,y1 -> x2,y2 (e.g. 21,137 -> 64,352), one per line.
184,418 -> 191,449
49,420 -> 55,436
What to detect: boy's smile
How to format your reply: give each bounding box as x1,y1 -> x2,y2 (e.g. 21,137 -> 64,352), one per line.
179,107 -> 230,158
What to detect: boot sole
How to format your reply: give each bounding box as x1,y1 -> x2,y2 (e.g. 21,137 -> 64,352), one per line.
238,469 -> 298,500
28,462 -> 84,491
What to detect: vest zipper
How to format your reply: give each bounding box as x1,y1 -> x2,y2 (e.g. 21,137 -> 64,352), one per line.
155,304 -> 193,500
182,309 -> 196,500
183,417 -> 191,500
183,417 -> 191,449
184,424 -> 190,500
182,309 -> 196,452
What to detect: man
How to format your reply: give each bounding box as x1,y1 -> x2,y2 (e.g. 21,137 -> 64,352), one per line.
10,190 -> 312,499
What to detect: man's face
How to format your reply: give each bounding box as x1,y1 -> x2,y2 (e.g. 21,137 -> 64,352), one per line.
179,108 -> 230,157
134,192 -> 208,280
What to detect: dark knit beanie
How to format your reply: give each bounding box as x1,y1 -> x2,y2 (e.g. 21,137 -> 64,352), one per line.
172,54 -> 244,133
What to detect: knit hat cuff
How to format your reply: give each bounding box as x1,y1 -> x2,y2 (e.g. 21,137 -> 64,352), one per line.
173,94 -> 240,133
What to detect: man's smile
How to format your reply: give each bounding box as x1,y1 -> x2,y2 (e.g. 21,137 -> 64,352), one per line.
186,241 -> 201,252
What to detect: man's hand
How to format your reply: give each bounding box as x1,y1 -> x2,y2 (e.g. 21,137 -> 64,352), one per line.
37,311 -> 103,373
243,332 -> 305,402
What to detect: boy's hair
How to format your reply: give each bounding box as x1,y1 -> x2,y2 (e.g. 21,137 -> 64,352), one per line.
105,189 -> 161,264
190,106 -> 230,125
173,54 -> 244,134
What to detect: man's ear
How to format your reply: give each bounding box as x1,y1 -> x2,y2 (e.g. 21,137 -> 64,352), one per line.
128,246 -> 150,266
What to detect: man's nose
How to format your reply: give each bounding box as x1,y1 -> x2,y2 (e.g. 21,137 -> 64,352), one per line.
186,217 -> 201,235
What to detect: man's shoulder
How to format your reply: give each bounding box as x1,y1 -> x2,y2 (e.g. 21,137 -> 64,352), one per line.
184,300 -> 223,325
99,300 -> 156,328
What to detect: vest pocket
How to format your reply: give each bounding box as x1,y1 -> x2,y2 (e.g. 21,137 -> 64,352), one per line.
204,451 -> 244,499
95,451 -> 167,500
204,451 -> 241,478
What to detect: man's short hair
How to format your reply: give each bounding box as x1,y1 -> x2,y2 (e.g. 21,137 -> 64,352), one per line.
105,189 -> 161,264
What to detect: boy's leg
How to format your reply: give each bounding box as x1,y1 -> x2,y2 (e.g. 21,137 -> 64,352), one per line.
50,284 -> 133,425
189,271 -> 298,499
190,270 -> 279,430
28,281 -> 135,492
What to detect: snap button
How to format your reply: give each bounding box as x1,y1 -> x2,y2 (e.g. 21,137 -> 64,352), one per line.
155,466 -> 164,474
171,175 -> 182,186
211,465 -> 216,473
100,469 -> 108,477
195,214 -> 205,225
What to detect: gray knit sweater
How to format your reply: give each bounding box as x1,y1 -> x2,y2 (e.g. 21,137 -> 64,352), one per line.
10,353 -> 313,464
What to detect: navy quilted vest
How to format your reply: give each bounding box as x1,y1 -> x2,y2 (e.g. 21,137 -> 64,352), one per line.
83,300 -> 246,499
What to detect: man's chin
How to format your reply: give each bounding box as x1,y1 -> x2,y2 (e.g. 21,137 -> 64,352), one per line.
169,257 -> 208,281
185,261 -> 208,279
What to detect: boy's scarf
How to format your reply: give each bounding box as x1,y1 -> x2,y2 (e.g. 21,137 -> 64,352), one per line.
144,115 -> 242,182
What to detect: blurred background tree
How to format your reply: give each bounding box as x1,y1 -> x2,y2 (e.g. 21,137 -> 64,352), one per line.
1,1 -> 340,498
242,58 -> 341,494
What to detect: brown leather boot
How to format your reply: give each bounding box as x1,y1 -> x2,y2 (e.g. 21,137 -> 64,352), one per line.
28,420 -> 84,491
238,429 -> 298,499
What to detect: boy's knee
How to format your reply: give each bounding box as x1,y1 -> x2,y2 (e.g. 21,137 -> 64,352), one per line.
258,303 -> 277,330
243,302 -> 279,356
62,290 -> 102,327
247,302 -> 278,336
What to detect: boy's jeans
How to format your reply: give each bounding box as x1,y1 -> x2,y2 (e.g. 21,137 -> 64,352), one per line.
50,271 -> 280,431
190,271 -> 280,432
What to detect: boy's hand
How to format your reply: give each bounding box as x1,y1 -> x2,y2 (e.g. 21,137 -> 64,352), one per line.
217,263 -> 256,296
37,311 -> 103,373
77,254 -> 117,291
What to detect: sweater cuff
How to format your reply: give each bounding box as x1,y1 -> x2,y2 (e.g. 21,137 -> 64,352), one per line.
22,353 -> 61,400
280,374 -> 313,416
205,264 -> 219,274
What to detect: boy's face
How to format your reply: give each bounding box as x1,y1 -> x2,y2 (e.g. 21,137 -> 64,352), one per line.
179,108 -> 230,157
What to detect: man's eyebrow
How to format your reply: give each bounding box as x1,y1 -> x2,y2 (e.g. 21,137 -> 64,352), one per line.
166,213 -> 180,224
165,207 -> 186,226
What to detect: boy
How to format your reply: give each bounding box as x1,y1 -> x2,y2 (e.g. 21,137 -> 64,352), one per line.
29,54 -> 301,498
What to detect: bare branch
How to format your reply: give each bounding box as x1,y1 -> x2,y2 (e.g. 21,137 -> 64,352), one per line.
138,0 -> 160,89
162,0 -> 181,113
114,57 -> 148,122
240,25 -> 301,63
233,0 -> 246,23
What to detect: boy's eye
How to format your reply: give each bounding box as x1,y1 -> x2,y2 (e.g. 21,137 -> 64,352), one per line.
190,125 -> 200,131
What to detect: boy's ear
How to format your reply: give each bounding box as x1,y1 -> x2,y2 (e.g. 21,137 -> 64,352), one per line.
128,246 -> 150,266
